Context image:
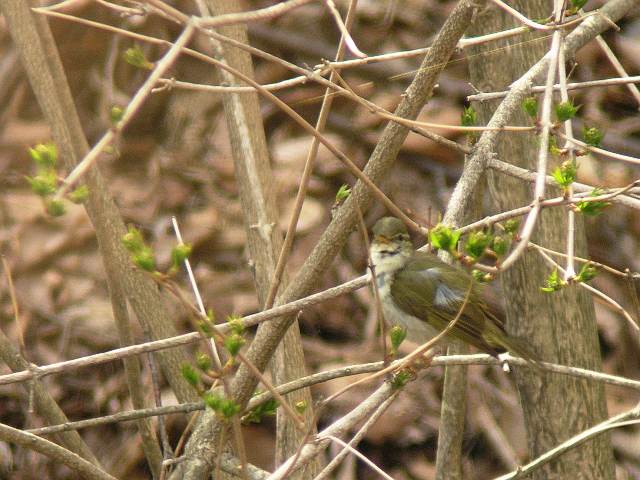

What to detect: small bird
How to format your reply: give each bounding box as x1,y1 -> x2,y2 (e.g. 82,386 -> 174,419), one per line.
370,216 -> 538,363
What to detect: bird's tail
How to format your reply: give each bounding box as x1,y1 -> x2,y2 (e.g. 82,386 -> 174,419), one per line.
483,310 -> 543,373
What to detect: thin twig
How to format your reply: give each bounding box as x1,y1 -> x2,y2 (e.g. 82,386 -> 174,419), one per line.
498,27 -> 562,271
533,246 -> 639,333
467,74 -> 640,102
493,403 -> 640,480
313,394 -> 396,480
54,22 -> 195,198
0,423 -> 116,480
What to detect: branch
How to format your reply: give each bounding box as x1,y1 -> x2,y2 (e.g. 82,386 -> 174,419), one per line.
493,403 -> 640,479
0,423 -> 117,480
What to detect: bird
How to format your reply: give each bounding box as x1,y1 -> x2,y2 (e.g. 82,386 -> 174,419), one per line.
369,216 -> 538,364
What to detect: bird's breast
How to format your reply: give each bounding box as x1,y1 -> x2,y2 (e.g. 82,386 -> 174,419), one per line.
374,271 -> 438,345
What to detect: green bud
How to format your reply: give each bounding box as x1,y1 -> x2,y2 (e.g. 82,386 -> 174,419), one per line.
224,333 -> 245,357
555,100 -> 579,122
429,224 -> 461,254
548,135 -> 562,156
171,243 -> 192,268
203,392 -> 223,411
227,315 -> 245,335
220,399 -> 240,419
133,246 -> 156,272
491,235 -> 508,257
391,370 -> 412,389
181,363 -> 200,387
541,269 -> 566,292
472,269 -> 493,283
29,142 -> 58,169
533,16 -> 552,25
46,199 -> 66,217
69,185 -> 89,204
110,105 -> 125,125
465,231 -> 492,260
27,171 -> 57,196
122,226 -> 146,253
198,318 -> 215,338
461,106 -> 477,127
389,325 -> 406,352
461,106 -> 478,142
503,219 -> 520,236
335,184 -> 351,203
575,188 -> 610,216
295,400 -> 308,414
582,126 -> 603,148
552,160 -> 578,189
196,352 -> 212,372
575,263 -> 597,283
123,45 -> 154,70
569,0 -> 587,10
522,96 -> 538,118
243,398 -> 278,424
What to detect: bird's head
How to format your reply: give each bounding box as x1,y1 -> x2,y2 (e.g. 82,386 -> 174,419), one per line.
371,217 -> 413,261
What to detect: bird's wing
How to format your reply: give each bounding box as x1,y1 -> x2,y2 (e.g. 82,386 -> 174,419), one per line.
390,255 -> 500,356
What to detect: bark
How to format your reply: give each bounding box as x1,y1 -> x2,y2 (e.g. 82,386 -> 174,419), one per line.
190,0 -> 317,476
467,1 -> 616,478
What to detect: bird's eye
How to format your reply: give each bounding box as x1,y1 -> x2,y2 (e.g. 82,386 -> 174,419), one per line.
394,233 -> 409,241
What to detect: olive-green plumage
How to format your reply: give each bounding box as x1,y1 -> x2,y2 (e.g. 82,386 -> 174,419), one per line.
370,217 -> 537,362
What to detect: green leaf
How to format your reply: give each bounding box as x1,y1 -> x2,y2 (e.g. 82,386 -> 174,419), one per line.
220,399 -> 240,419
181,364 -> 199,387
123,45 -> 154,70
203,392 -> 222,411
461,106 -> 478,142
110,105 -> 125,125
471,269 -> 492,283
171,243 -> 193,268
464,231 -> 492,260
582,126 -> 603,148
196,352 -> 212,372
522,97 -> 538,118
491,235 -> 508,257
570,0 -> 588,10
575,263 -> 597,283
575,188 -> 610,216
551,160 -> 578,188
227,315 -> 245,335
133,247 -> 156,272
46,199 -> 66,217
555,100 -> 579,122
541,269 -> 566,292
27,170 -> 57,196
503,219 -> 520,236
224,332 -> 245,357
335,184 -> 351,203
122,226 -> 146,253
389,325 -> 406,353
429,224 -> 461,254
461,106 -> 477,127
295,400 -> 308,414
391,370 -> 412,389
548,135 -> 562,156
69,185 -> 89,204
243,399 -> 278,424
29,142 -> 58,169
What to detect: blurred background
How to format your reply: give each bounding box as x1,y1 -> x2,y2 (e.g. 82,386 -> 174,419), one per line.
0,0 -> 639,478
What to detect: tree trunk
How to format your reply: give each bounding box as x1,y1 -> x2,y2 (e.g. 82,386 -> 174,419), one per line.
466,1 -> 615,478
